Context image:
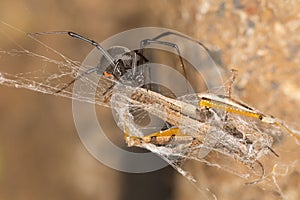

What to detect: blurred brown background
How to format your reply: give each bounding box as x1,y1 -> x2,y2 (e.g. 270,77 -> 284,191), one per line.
0,0 -> 300,200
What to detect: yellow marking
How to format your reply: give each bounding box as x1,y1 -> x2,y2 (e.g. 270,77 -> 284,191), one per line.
103,71 -> 114,77
199,99 -> 262,120
125,127 -> 194,146
144,127 -> 186,138
199,98 -> 300,141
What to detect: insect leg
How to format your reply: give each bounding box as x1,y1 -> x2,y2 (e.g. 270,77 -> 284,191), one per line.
55,66 -> 98,93
224,69 -> 238,121
245,160 -> 265,185
226,69 -> 238,98
29,31 -> 116,67
266,145 -> 279,157
28,31 -> 117,93
67,32 -> 116,66
140,38 -> 186,79
140,36 -> 193,95
147,31 -> 210,52
140,31 -> 211,95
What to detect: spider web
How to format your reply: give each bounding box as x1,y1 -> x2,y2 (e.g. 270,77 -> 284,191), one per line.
0,21 -> 113,107
1,21 -> 300,199
112,84 -> 300,199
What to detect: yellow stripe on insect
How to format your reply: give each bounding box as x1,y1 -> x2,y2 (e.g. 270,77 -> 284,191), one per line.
199,98 -> 262,119
125,127 -> 194,146
198,94 -> 300,141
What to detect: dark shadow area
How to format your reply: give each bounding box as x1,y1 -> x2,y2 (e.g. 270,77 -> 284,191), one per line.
120,166 -> 175,200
